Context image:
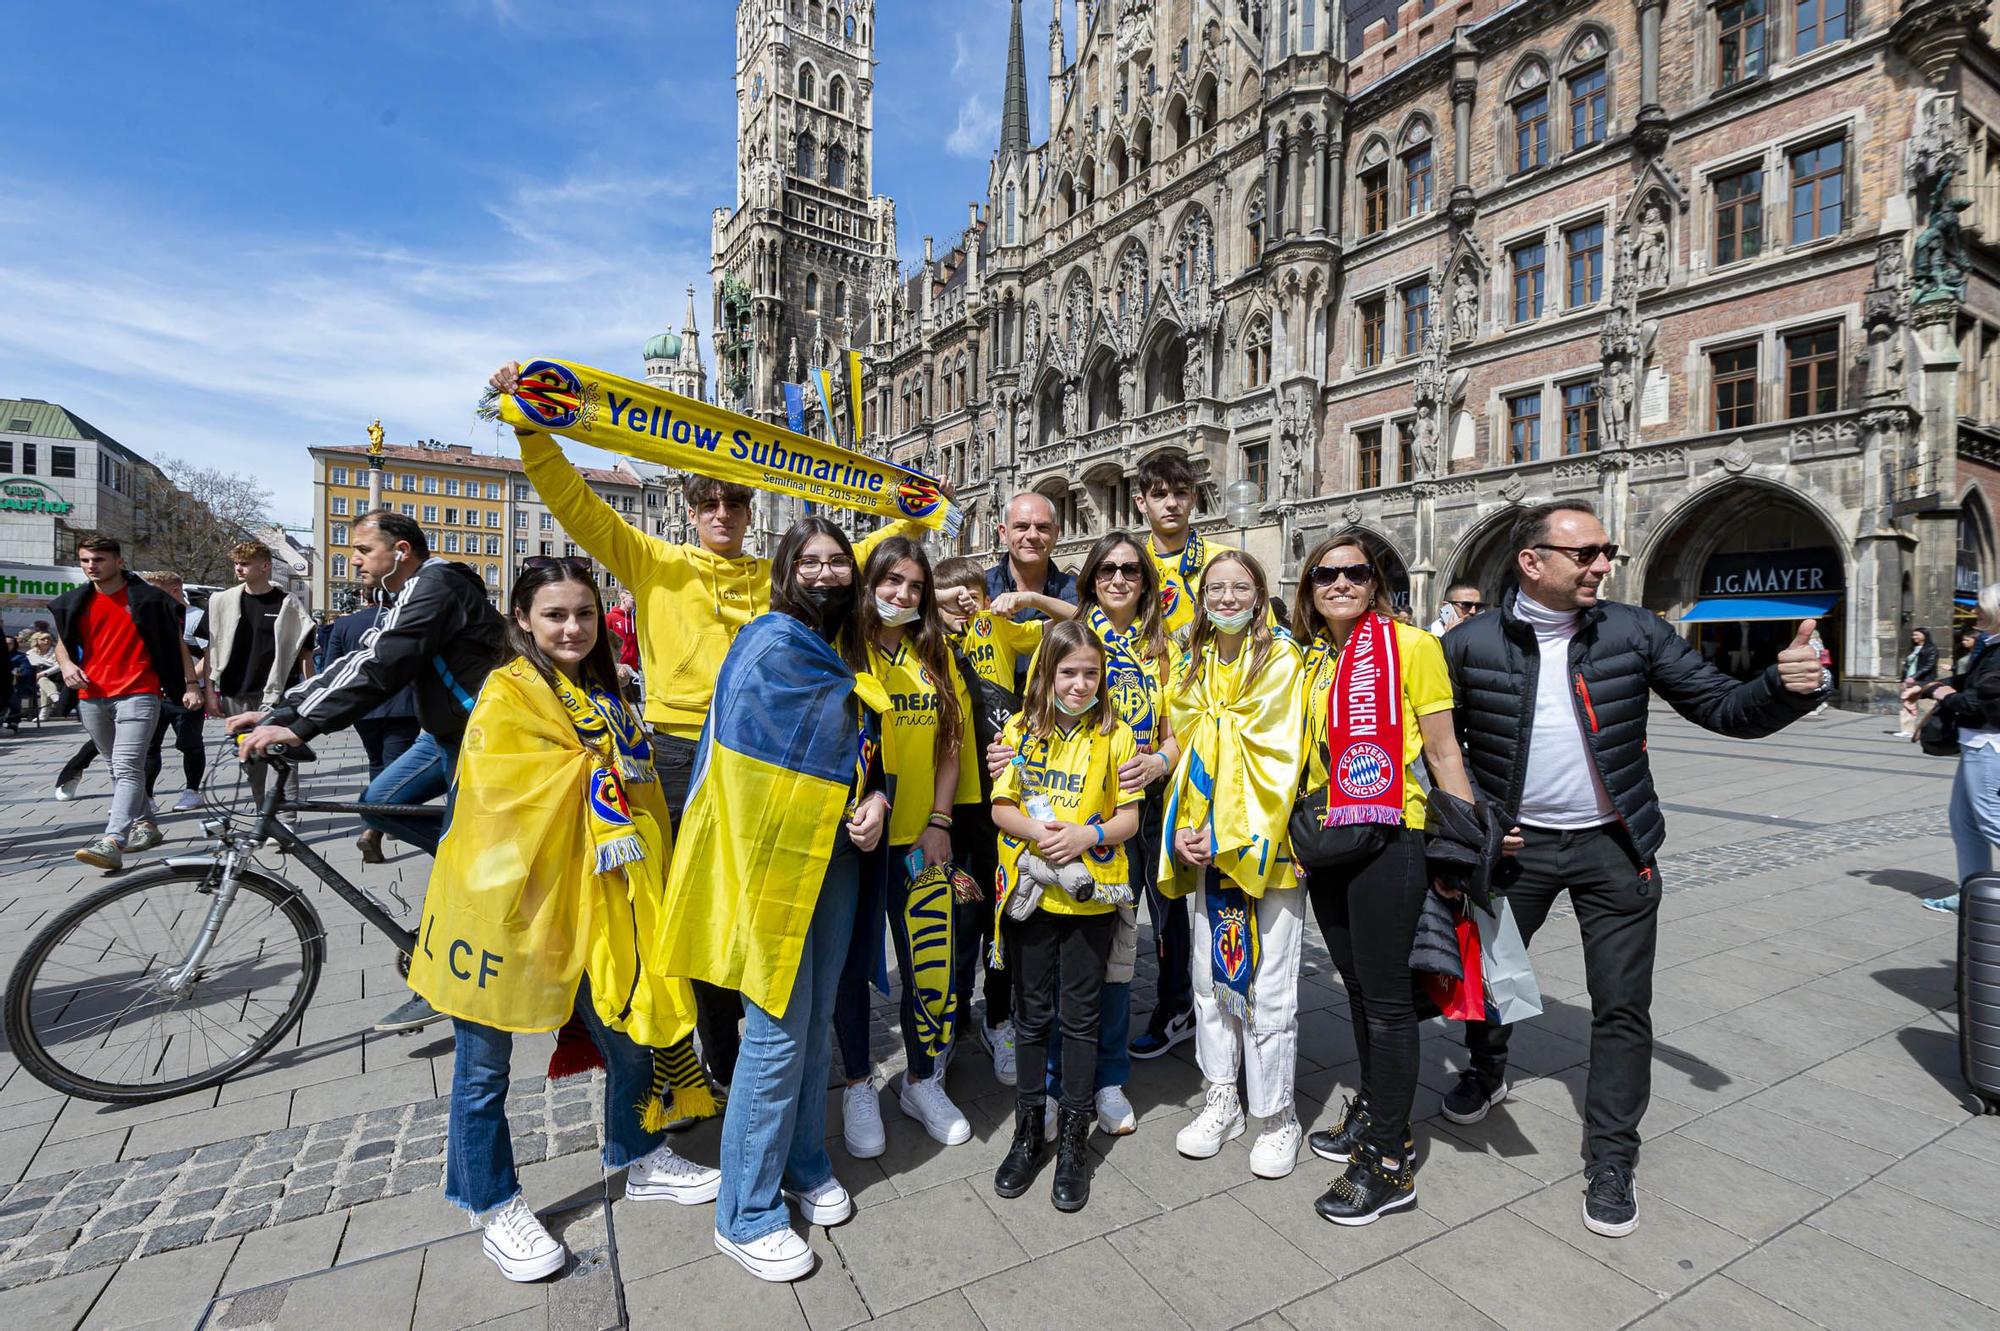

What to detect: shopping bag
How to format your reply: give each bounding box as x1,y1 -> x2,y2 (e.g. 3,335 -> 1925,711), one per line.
1422,913 -> 1486,1023
1470,897 -> 1544,1025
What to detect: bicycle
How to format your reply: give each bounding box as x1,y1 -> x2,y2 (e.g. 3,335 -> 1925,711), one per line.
3,743 -> 440,1104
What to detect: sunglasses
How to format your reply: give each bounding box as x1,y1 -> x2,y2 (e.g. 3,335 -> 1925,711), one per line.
1534,543 -> 1619,565
1307,563 -> 1377,588
1093,561 -> 1145,583
521,556 -> 593,575
1450,599 -> 1485,612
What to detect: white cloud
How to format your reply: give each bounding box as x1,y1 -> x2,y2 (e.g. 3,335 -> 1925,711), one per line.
946,94 -> 1000,159
0,176 -> 712,528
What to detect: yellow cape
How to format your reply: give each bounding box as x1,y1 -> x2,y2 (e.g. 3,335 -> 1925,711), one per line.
408,658 -> 694,1047
1158,637 -> 1306,900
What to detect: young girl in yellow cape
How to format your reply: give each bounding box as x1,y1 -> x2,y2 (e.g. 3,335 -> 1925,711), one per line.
1157,550 -> 1309,1182
409,559 -> 717,1284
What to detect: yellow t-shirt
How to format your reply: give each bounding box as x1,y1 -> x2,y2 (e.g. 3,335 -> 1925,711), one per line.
1148,533 -> 1235,640
991,714 -> 1144,917
1301,622 -> 1455,829
870,637 -> 976,843
957,610 -> 1044,697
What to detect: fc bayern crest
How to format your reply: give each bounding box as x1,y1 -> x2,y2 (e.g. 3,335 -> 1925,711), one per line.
1335,741 -> 1395,800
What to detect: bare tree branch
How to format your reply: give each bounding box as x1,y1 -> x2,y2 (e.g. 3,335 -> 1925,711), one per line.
140,460 -> 274,584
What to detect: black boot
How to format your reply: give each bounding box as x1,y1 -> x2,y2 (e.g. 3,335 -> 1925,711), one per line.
1052,1103 -> 1094,1213
993,1100 -> 1050,1199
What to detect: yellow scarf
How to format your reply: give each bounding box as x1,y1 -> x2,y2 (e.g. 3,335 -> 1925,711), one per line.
1158,637 -> 1306,900
409,660 -> 694,1049
500,358 -> 961,537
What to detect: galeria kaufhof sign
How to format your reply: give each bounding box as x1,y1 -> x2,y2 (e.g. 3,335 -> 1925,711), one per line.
0,478 -> 73,516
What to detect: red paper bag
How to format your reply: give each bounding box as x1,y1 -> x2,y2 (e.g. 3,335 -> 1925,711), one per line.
1422,913 -> 1486,1023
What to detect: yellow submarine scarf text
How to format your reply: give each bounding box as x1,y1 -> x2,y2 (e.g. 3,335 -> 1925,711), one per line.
501,358 -> 961,537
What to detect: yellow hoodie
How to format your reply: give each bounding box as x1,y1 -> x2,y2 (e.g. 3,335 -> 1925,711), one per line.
521,433 -> 916,738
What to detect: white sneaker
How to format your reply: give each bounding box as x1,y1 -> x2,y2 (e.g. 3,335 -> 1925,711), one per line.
623,1142 -> 721,1203
1096,1086 -> 1137,1136
714,1226 -> 814,1283
173,789 -> 202,812
782,1176 -> 854,1227
984,1020 -> 1018,1087
899,1073 -> 973,1146
842,1080 -> 886,1159
478,1196 -> 567,1282
53,779 -> 78,802
1250,1108 -> 1302,1179
1176,1083 -> 1246,1159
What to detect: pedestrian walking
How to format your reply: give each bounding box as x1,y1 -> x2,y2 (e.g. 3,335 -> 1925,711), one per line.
136,571 -> 208,811
656,518 -> 888,1283
1290,531 -> 1476,1225
1910,585 -> 2000,914
26,632 -> 63,721
204,543 -> 315,818
833,537 -> 975,1157
1439,500 -> 1826,1238
407,558 -> 718,1283
1894,626 -> 1939,739
1160,551 -> 1308,1180
989,620 -> 1144,1213
5,635 -> 33,734
46,536 -> 203,872
232,511 -> 508,1033
321,602 -> 421,863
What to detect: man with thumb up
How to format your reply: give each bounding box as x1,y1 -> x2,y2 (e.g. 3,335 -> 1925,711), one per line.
1440,501 -> 1826,1241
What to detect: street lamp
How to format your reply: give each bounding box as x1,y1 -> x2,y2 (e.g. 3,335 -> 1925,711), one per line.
1223,479 -> 1261,530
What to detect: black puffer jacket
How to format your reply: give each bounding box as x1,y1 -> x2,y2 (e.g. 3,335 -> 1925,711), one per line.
1443,591 -> 1821,861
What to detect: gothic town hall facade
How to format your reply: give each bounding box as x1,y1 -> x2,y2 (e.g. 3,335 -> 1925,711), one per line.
716,0 -> 1999,708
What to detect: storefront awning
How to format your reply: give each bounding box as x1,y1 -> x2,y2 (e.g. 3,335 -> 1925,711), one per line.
1678,594 -> 1840,623
1958,594 -> 1980,608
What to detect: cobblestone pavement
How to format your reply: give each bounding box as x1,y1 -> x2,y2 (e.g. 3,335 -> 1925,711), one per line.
0,705 -> 1991,1328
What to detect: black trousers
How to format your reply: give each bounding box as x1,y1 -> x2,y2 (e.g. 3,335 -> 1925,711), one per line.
1004,909 -> 1114,1112
1134,790 -> 1193,1019
1464,823 -> 1659,1170
1306,828 -> 1431,1156
355,716 -> 421,783
950,804 -> 1011,1030
654,731 -> 743,1087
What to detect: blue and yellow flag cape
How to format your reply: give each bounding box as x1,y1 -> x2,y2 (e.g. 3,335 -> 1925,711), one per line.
658,613 -> 888,1017
1158,637 -> 1307,901
409,659 -> 695,1049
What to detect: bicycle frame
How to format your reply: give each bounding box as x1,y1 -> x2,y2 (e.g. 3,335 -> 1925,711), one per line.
158,758 -> 427,992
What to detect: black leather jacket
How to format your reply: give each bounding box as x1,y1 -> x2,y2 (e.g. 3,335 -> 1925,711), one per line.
1442,589 -> 1821,861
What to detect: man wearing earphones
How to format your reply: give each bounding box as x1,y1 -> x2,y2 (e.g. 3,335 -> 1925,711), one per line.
233,510 -> 509,1032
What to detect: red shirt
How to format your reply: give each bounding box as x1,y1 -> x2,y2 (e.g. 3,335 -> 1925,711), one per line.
606,606 -> 640,670
78,587 -> 162,700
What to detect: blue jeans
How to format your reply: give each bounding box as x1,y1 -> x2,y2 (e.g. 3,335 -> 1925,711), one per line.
361,730 -> 455,854
444,979 -> 662,1215
1952,743 -> 2000,885
717,834 -> 860,1245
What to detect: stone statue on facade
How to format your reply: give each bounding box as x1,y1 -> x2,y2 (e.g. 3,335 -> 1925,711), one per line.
1450,269 -> 1479,344
1182,331 -> 1210,400
1910,92 -> 1972,307
1276,385 -> 1313,502
1633,202 -> 1670,290
1411,292 -> 1464,480
1410,400 -> 1441,478
1597,239 -> 1658,450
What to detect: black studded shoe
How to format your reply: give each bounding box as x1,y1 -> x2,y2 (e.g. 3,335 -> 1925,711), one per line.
1313,1142 -> 1417,1227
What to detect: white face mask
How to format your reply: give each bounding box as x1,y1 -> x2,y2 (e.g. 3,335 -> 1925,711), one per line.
1052,689 -> 1097,717
1207,605 -> 1256,634
874,596 -> 919,627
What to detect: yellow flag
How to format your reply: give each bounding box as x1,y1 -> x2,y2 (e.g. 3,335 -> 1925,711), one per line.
847,350 -> 865,444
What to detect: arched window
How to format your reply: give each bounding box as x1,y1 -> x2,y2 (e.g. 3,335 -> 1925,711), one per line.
1004,182 -> 1017,244
795,131 -> 815,178
1510,60 -> 1552,173
826,6 -> 839,33
827,143 -> 847,188
332,554 -> 348,580
485,564 -> 499,585
834,279 -> 847,319
805,273 -> 819,311
1562,30 -> 1611,151
1244,315 -> 1272,388
799,65 -> 816,103
753,72 -> 764,102
828,76 -> 845,113
845,14 -> 856,40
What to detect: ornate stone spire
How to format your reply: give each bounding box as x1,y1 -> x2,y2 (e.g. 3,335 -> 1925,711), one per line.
1000,0 -> 1031,165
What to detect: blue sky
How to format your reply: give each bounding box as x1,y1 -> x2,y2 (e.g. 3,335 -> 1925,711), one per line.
1,0 -> 1028,528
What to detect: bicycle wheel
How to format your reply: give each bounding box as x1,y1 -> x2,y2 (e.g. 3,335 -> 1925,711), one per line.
4,866 -> 324,1103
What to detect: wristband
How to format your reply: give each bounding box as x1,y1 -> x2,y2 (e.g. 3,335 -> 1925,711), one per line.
1093,824 -> 1105,846
928,811 -> 954,830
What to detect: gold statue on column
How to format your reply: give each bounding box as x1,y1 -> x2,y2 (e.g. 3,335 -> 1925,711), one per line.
367,419 -> 385,456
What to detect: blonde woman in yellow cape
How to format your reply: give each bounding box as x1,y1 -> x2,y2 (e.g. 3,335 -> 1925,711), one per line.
408,559 -> 716,1284
1156,550 -> 1309,1181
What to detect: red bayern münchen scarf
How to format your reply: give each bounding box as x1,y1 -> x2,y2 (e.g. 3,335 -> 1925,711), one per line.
1324,611 -> 1406,827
